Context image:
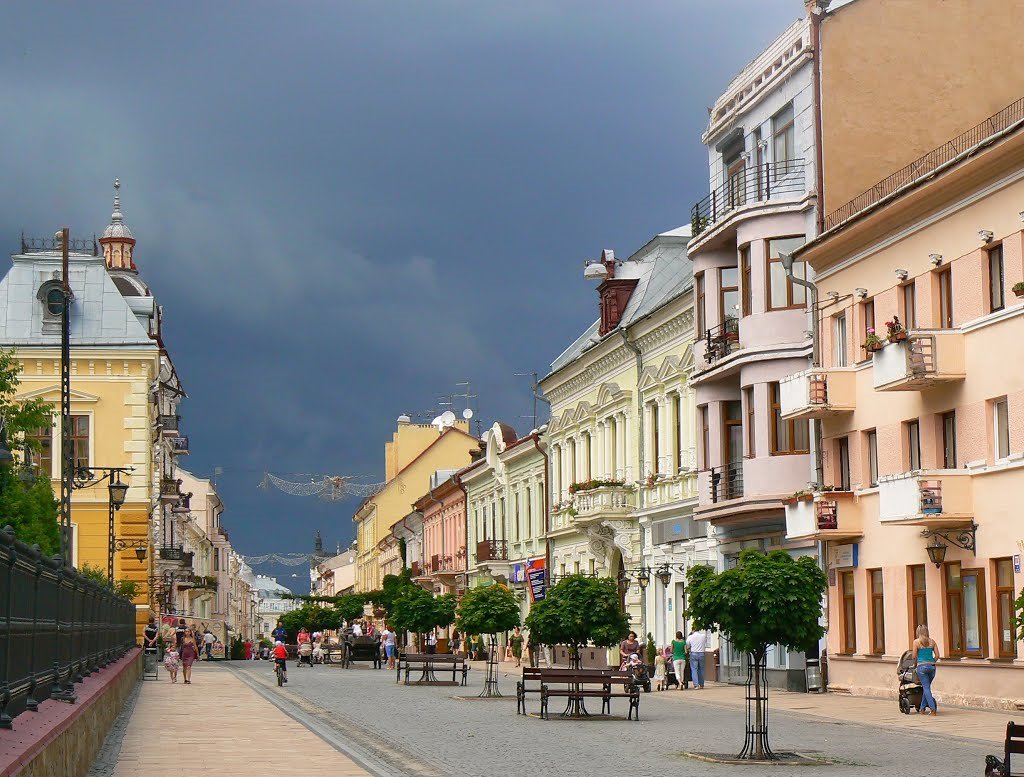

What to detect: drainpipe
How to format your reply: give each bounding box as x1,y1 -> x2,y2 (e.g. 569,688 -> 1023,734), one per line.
808,0 -> 827,235
619,328 -> 648,641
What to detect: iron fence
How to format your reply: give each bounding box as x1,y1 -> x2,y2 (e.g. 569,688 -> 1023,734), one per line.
709,462 -> 744,503
0,526 -> 136,729
825,96 -> 1024,230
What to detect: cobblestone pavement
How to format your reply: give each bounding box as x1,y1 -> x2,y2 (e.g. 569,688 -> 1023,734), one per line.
231,660 -> 995,776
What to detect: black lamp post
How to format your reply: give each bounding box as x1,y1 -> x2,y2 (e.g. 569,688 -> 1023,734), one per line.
73,466 -> 135,583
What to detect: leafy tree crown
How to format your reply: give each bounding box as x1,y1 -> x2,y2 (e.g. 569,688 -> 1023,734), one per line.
524,575 -> 629,649
455,584 -> 520,636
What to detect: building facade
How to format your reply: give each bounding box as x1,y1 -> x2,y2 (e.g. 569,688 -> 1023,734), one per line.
785,99 -> 1024,709
540,227 -> 703,650
411,470 -> 466,597
687,14 -> 822,688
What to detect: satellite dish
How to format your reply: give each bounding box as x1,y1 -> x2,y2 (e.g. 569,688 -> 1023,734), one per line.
462,408 -> 474,420
440,410 -> 456,426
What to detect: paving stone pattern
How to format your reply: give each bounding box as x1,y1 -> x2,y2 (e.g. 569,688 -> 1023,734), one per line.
233,660 -> 995,777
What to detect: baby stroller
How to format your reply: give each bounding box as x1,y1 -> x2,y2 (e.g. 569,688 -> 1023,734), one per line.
897,649 -> 923,714
297,641 -> 314,668
621,652 -> 652,693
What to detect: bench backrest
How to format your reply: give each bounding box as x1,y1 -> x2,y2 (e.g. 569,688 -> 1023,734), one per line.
401,653 -> 464,663
1007,721 -> 1024,770
536,670 -> 635,686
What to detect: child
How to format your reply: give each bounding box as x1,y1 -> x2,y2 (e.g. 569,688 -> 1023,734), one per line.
653,652 -> 667,692
163,646 -> 180,683
273,640 -> 288,684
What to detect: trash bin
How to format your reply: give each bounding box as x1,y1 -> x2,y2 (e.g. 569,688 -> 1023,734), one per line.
805,658 -> 823,693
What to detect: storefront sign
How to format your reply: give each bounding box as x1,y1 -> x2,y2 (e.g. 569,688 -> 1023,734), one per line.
526,558 -> 546,602
510,563 -> 526,584
829,543 -> 858,569
1015,554 -> 1021,574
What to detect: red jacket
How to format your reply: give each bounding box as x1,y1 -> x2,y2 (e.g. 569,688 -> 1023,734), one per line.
273,645 -> 288,660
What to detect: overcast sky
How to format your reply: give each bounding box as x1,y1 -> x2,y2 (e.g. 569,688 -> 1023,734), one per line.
1,1 -> 798,590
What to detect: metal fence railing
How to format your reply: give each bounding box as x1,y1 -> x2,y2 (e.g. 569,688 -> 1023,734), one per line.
825,96 -> 1024,230
0,526 -> 136,729
691,159 -> 807,237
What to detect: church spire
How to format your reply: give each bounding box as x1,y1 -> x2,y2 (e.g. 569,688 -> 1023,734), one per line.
99,178 -> 137,272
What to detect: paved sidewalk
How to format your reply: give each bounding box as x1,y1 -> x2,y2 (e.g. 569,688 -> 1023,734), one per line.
105,663 -> 370,775
646,681 -> 1013,744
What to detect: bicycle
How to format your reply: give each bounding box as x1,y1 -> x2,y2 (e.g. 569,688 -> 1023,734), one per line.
275,661 -> 284,687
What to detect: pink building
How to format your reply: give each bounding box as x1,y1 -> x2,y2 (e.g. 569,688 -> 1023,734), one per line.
785,102 -> 1024,709
412,470 -> 467,598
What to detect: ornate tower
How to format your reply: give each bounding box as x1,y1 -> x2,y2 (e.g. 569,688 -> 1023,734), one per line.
99,178 -> 137,272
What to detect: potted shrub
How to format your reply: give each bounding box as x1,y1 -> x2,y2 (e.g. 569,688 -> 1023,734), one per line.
885,316 -> 907,343
782,490 -> 813,506
1014,281 -> 1024,299
863,328 -> 884,352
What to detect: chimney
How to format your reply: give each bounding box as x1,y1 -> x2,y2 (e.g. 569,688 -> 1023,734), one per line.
595,249 -> 638,336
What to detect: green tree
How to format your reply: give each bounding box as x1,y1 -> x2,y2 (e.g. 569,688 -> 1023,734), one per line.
456,584 -> 521,696
279,604 -> 342,638
524,575 -> 629,667
687,550 -> 826,760
390,586 -> 456,648
364,568 -> 418,616
0,349 -> 59,555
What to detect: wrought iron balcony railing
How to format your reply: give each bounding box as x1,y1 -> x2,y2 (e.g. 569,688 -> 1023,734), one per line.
691,159 -> 807,237
158,545 -> 184,561
158,415 -> 180,435
476,540 -> 508,563
703,317 -> 740,365
171,436 -> 190,455
709,462 -> 744,503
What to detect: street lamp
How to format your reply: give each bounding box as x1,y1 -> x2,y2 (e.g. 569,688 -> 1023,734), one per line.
925,538 -> 947,568
108,473 -> 129,509
636,568 -> 651,590
656,566 -> 673,589
73,466 -> 135,583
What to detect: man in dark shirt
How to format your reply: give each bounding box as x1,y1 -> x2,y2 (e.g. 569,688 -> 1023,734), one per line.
175,618 -> 186,649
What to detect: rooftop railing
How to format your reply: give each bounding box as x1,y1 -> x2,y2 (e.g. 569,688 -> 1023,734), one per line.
825,96 -> 1024,230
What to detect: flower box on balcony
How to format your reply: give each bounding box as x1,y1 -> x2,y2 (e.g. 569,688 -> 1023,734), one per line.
872,332 -> 965,391
781,492 -> 813,506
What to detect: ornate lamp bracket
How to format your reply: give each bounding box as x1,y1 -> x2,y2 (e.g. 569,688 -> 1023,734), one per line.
919,523 -> 977,554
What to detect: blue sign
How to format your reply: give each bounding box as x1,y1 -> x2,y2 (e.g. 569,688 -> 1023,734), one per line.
527,567 -> 546,602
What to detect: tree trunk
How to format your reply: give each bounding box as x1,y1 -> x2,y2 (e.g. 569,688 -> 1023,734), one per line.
739,648 -> 772,760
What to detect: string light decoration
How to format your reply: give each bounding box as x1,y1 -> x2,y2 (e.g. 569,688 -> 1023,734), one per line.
242,552 -> 327,567
258,472 -> 385,501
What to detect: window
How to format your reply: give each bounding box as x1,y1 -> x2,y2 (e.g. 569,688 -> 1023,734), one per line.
834,312 -> 847,367
725,151 -> 747,208
907,419 -> 921,471
994,397 -> 1010,461
837,436 -> 851,491
869,569 -> 885,655
567,438 -> 576,485
937,268 -> 953,328
582,432 -> 592,480
525,487 -> 532,538
770,382 -> 809,454
945,562 -> 988,658
909,565 -> 927,632
859,298 -> 875,358
26,425 -> 53,477
753,128 -> 765,198
513,491 -> 520,541
588,558 -> 595,575
995,558 -> 1016,658
720,267 -> 739,322
723,400 -> 743,465
901,282 -> 917,330
766,237 -> 806,311
672,393 -> 682,472
71,415 -> 89,470
608,419 -> 617,478
696,273 -> 706,336
941,411 -> 957,469
744,387 -> 755,457
772,103 -> 795,166
841,571 -> 856,654
988,245 -> 1005,313
866,429 -> 878,487
574,560 -> 580,575
740,247 -> 752,317
649,403 -> 660,475
699,406 -> 710,469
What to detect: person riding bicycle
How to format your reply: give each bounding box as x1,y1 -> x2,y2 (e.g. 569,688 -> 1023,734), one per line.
273,640 -> 288,684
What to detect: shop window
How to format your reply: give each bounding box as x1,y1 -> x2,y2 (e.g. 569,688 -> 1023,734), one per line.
944,562 -> 988,658
995,558 -> 1016,658
869,569 -> 885,655
841,571 -> 856,654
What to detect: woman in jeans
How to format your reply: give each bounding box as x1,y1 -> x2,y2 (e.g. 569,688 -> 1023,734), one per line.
912,624 -> 939,714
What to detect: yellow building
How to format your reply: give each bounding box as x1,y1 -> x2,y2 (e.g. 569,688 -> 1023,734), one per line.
0,182 -> 186,635
354,416 -> 478,592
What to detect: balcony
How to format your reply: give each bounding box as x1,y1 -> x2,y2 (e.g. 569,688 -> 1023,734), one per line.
691,159 -> 808,238
192,575 -> 218,591
160,478 -> 181,502
573,484 -> 636,523
702,317 -> 740,367
171,436 -> 190,455
872,332 -> 965,391
476,540 -> 508,563
785,492 -> 862,541
409,561 -> 422,577
780,369 -> 856,421
878,471 -> 973,526
708,462 -> 743,504
158,545 -> 184,561
158,414 -> 180,437
642,470 -> 698,508
181,552 -> 194,569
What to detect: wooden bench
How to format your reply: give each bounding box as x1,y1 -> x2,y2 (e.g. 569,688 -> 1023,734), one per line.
1001,721 -> 1024,776
396,653 -> 468,686
535,669 -> 640,721
516,667 -> 619,714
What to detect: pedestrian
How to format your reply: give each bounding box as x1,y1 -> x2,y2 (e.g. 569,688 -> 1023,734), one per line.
203,628 -> 216,660
352,621 -> 363,637
244,640 -> 253,661
163,644 -> 180,683
144,616 -> 158,653
180,629 -> 199,684
912,624 -> 940,715
473,634 -> 485,661
175,618 -> 186,650
510,626 -> 524,668
671,631 -> 689,690
272,620 -> 287,644
654,651 -> 667,691
426,629 -> 437,654
450,629 -> 462,656
382,625 -> 397,669
619,631 -> 641,667
686,627 -> 709,689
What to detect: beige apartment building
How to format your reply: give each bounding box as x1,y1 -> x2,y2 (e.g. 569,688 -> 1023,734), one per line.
783,98 -> 1024,708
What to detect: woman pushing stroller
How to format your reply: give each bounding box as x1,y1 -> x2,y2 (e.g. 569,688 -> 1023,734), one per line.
912,624 -> 939,714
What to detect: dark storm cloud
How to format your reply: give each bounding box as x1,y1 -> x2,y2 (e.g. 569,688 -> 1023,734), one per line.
1,1 -> 797,582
